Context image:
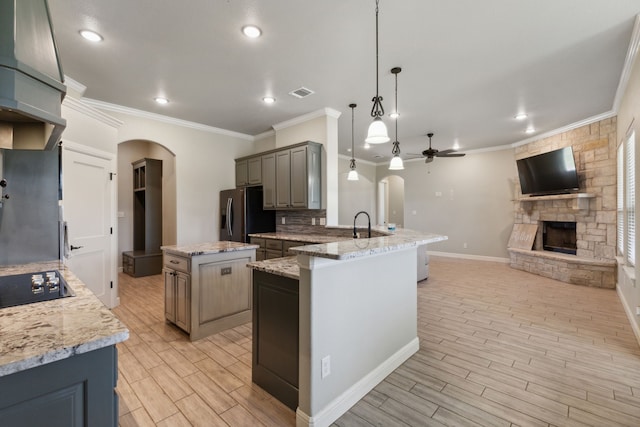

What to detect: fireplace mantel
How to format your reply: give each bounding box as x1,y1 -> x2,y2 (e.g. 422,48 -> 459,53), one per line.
518,193 -> 596,212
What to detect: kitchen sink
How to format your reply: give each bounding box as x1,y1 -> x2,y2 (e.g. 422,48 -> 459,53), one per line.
0,270 -> 75,309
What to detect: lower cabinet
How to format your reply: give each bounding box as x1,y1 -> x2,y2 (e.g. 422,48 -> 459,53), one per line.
163,250 -> 255,341
0,346 -> 118,427
252,270 -> 299,410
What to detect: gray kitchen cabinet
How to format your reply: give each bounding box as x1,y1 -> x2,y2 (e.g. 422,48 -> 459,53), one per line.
262,153 -> 276,209
251,237 -> 267,260
283,240 -> 305,256
0,346 -> 118,427
275,150 -> 291,208
236,156 -> 262,187
164,254 -> 191,333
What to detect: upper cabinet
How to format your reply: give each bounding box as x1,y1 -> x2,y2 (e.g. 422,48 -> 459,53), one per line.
235,156 -> 262,187
237,141 -> 322,210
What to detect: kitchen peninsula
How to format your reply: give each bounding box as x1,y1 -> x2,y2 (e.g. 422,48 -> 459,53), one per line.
161,241 -> 257,340
0,261 -> 128,427
247,228 -> 446,427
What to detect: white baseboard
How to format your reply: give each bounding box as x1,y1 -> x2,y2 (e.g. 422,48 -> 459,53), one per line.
428,251 -> 510,264
296,338 -> 419,427
616,284 -> 640,348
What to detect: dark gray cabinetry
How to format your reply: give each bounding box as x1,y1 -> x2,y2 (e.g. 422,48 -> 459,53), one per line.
0,346 -> 118,427
235,156 -> 262,187
261,153 -> 276,209
164,253 -> 191,333
252,270 -> 299,410
124,158 -> 163,277
275,150 -> 292,208
251,237 -> 267,261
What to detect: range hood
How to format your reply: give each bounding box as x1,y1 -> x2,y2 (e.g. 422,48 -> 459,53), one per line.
0,0 -> 66,151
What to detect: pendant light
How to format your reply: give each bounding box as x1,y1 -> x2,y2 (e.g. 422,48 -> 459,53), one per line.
365,0 -> 390,144
389,67 -> 404,170
347,103 -> 359,181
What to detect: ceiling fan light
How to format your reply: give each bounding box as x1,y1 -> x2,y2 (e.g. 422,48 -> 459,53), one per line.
389,155 -> 404,170
365,117 -> 390,144
347,169 -> 359,181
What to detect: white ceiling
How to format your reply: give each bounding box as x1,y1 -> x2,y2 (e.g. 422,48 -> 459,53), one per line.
47,0 -> 640,163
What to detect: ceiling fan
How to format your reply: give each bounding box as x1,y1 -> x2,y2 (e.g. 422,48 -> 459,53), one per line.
418,133 -> 466,163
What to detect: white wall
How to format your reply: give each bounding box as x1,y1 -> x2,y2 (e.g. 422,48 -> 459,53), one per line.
337,156 -> 377,225
107,111 -> 255,245
376,148 -> 517,259
385,175 -> 405,227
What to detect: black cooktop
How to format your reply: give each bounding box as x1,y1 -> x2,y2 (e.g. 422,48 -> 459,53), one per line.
0,270 -> 75,309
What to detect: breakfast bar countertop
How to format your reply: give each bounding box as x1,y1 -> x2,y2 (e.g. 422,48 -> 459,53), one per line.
0,261 -> 129,377
161,241 -> 259,257
246,256 -> 300,280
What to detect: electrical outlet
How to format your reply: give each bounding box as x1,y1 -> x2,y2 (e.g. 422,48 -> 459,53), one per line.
412,210 -> 417,215
435,191 -> 442,197
320,217 -> 326,226
636,306 -> 640,316
463,242 -> 468,248
312,218 -> 316,225
281,217 -> 286,225
321,355 -> 331,378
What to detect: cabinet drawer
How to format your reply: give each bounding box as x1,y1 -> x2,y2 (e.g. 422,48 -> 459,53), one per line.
266,249 -> 283,259
251,237 -> 266,249
164,254 -> 190,273
283,241 -> 305,256
265,239 -> 283,251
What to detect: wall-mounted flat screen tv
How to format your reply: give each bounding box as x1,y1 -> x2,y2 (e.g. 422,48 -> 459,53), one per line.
516,146 -> 580,196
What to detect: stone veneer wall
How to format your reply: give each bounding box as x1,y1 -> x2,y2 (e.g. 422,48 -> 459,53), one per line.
510,118 -> 617,288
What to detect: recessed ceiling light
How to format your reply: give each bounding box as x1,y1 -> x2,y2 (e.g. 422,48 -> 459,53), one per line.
262,96 -> 276,104
515,113 -> 528,120
154,97 -> 169,105
525,127 -> 536,134
79,30 -> 103,42
242,25 -> 262,38
389,112 -> 399,119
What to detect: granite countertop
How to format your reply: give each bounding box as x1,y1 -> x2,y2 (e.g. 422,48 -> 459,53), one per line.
161,241 -> 259,257
248,232 -> 350,244
0,261 -> 129,377
247,256 -> 300,280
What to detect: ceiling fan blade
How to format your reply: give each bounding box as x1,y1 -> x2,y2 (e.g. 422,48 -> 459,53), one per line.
438,153 -> 466,157
435,149 -> 456,155
425,157 -> 434,164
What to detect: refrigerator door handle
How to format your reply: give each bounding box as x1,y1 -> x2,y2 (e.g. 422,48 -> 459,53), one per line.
226,197 -> 233,237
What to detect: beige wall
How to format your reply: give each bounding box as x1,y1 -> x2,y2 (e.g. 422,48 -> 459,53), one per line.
616,40 -> 640,342
337,156 -> 377,225
108,111 -> 255,245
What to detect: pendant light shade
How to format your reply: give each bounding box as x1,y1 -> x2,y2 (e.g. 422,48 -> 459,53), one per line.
365,0 -> 390,144
389,67 -> 404,170
348,103 -> 359,181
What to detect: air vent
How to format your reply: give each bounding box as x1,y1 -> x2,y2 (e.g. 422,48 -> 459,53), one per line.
289,87 -> 315,99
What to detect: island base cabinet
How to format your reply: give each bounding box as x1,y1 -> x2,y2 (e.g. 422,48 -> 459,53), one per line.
252,270 -> 299,410
0,346 -> 118,427
164,268 -> 191,333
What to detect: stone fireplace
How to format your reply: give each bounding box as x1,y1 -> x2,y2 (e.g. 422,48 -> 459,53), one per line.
508,118 -> 617,288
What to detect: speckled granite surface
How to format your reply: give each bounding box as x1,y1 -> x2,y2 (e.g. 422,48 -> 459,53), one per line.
0,261 -> 129,377
251,228 -> 447,261
161,241 -> 259,257
247,256 -> 300,280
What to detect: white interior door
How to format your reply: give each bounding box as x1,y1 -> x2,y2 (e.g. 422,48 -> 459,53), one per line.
63,142 -> 116,308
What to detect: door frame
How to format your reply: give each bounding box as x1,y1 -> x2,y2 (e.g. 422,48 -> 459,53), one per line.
62,140 -> 119,308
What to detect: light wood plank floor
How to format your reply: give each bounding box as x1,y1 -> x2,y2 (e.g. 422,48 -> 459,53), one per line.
113,257 -> 640,426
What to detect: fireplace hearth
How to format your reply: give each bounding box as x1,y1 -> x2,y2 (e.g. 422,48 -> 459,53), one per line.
542,221 -> 577,255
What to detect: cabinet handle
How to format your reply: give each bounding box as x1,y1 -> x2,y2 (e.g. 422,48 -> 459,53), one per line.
170,260 -> 179,264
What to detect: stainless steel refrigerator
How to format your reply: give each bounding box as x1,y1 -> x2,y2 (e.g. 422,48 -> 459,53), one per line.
220,186 -> 275,242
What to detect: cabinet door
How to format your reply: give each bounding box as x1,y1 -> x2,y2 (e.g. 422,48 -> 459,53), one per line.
235,159 -> 248,187
248,157 -> 262,185
163,269 -> 176,323
275,150 -> 291,208
175,272 -> 191,332
262,154 -> 276,209
290,146 -> 308,208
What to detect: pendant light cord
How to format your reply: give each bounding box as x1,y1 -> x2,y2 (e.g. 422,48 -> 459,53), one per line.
370,0 -> 384,119
349,103 -> 357,169
391,67 -> 401,156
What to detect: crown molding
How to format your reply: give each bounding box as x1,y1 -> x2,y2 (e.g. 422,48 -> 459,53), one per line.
63,75 -> 86,97
272,108 -> 342,131
254,129 -> 276,140
613,14 -> 640,112
82,98 -> 255,141
62,96 -> 123,128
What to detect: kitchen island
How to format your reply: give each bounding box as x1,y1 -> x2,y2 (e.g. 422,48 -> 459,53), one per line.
247,229 -> 446,427
161,241 -> 258,340
0,261 -> 129,427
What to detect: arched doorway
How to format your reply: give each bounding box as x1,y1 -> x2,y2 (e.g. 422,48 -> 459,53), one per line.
117,139 -> 176,271
378,175 -> 405,228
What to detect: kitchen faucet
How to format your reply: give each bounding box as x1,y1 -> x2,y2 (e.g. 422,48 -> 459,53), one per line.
353,211 -> 371,239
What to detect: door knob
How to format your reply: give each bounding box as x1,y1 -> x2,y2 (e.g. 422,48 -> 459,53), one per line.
70,245 -> 84,250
